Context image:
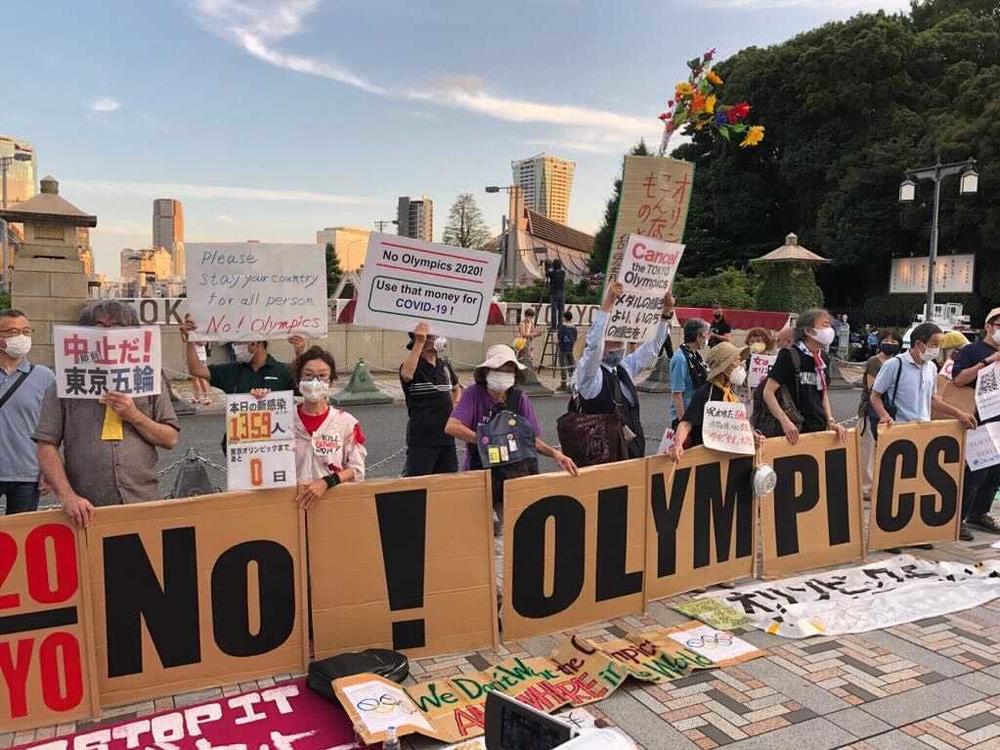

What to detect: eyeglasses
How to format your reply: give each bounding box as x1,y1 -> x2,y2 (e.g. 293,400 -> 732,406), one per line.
0,328 -> 32,337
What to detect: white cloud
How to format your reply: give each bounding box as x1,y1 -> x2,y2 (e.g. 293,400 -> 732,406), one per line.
215,214 -> 236,223
62,178 -> 376,204
702,0 -> 908,8
90,97 -> 121,113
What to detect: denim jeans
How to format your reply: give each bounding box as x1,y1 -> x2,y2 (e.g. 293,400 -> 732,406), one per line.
1,481 -> 40,515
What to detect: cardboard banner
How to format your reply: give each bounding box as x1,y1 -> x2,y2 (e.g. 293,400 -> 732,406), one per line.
53,325 -> 161,399
334,623 -> 762,746
607,234 -> 683,343
309,472 -> 498,658
0,511 -> 98,732
747,353 -> 776,389
186,242 -> 328,342
502,461 -> 648,640
758,431 -> 864,576
225,391 -> 296,490
976,361 -> 1000,420
86,490 -> 308,706
868,420 -> 964,551
606,156 -> 694,281
354,233 -> 501,341
699,555 -> 1000,638
645,450 -> 755,601
965,423 -> 1000,471
702,402 -> 755,455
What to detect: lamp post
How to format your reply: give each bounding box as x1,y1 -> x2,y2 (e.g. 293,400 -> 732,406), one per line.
899,157 -> 978,320
485,184 -> 522,286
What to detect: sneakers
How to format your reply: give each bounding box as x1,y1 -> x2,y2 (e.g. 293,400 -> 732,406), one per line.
959,523 -> 974,542
967,514 -> 1000,533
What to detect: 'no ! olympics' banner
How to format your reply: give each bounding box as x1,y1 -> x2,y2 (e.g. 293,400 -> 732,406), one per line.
0,421 -> 968,731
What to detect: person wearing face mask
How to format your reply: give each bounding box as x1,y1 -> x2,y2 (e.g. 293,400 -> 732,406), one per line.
857,329 -> 903,498
289,347 -> 366,509
744,328 -> 775,358
400,321 -> 461,476
574,281 -> 675,460
708,303 -> 732,346
670,318 -> 710,429
762,308 -> 848,445
951,307 -> 1000,539
0,309 -> 56,514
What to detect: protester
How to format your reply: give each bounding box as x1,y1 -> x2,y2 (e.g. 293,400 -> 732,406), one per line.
762,308 -> 848,444
670,318 -> 709,428
939,330 -> 968,377
858,328 -> 902,499
399,322 -> 460,476
575,281 -> 675,459
545,259 -> 566,329
0,309 -> 56,514
288,346 -> 366,509
708,303 -> 732,345
774,325 -> 794,350
672,342 -> 759,460
516,309 -> 539,366
36,301 -> 179,527
556,311 -> 578,391
744,327 -> 775,356
951,307 -> 1000,540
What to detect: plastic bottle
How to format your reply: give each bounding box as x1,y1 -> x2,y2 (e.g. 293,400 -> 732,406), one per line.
383,725 -> 401,750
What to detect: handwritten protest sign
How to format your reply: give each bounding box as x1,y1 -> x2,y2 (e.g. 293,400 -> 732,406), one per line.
702,402 -> 755,455
747,353 -> 776,389
965,423 -> 1000,471
225,391 -> 296,491
186,243 -> 327,342
53,326 -> 160,399
354,234 -> 501,341
975,362 -> 1000,420
606,234 -> 683,342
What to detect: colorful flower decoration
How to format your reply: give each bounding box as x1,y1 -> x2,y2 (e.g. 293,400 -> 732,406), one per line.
658,48 -> 765,154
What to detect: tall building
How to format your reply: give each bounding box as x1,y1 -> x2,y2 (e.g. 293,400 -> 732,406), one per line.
511,153 -> 576,225
0,135 -> 37,207
396,196 -> 433,242
77,228 -> 93,277
152,198 -> 185,278
316,227 -> 372,272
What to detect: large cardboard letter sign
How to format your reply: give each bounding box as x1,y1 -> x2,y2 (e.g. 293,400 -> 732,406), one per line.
88,491 -> 308,706
309,472 -> 498,658
645,450 -> 755,600
503,461 -> 647,640
758,431 -> 864,576
0,511 -> 98,731
869,421 -> 964,550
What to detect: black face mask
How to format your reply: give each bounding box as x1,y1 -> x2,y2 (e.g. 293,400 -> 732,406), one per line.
714,312 -> 722,320
880,343 -> 900,356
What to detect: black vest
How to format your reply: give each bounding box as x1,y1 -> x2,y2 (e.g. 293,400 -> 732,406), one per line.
579,366 -> 645,459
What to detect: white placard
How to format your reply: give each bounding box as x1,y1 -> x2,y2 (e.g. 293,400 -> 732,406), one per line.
186,242 -> 328,342
666,624 -> 760,663
354,233 -> 501,341
702,401 -> 755,455
53,325 -> 161,399
975,362 -> 1000,421
889,254 -> 975,294
746,353 -> 776,390
339,679 -> 433,735
607,234 -> 684,343
225,391 -> 297,491
657,425 -> 675,455
965,423 -> 1000,471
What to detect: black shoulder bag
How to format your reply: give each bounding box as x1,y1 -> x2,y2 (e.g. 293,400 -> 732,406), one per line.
0,365 -> 34,410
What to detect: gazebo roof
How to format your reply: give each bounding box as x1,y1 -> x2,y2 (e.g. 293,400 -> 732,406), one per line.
751,232 -> 828,264
0,175 -> 97,227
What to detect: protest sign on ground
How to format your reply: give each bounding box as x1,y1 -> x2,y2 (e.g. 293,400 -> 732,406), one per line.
868,420 -> 963,551
965,422 -> 1000,471
354,233 -> 501,341
185,242 -> 327,342
747,353 -> 776,389
53,325 -> 160,399
225,391 -> 296,491
701,402 -> 755,455
975,361 -> 1000,420
606,234 -> 683,342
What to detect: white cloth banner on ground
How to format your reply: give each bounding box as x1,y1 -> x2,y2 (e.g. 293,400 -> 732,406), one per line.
700,555 -> 1000,638
976,361 -> 1000,420
747,353 -> 776,389
225,391 -> 296,490
965,423 -> 1000,471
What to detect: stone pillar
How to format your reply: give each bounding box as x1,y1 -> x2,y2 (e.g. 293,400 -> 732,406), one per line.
11,257 -> 88,366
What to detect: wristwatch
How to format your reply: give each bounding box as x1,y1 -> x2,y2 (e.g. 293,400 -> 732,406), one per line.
323,472 -> 342,489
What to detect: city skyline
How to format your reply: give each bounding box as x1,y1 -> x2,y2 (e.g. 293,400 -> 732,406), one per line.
4,0 -> 911,277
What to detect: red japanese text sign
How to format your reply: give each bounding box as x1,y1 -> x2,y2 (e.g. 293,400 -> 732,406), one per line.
53,325 -> 162,399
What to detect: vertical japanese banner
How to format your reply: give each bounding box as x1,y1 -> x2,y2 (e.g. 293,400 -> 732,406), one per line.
0,511 -> 99,732
225,392 -> 297,491
53,325 -> 161,399
605,156 -> 694,285
607,234 -> 684,343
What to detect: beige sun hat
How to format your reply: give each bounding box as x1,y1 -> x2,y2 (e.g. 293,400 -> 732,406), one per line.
476,344 -> 526,371
706,342 -> 749,381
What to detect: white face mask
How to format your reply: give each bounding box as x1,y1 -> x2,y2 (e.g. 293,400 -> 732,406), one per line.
299,378 -> 331,403
992,329 -> 1000,345
232,344 -> 253,363
486,371 -> 516,393
810,327 -> 836,348
2,335 -> 31,358
433,337 -> 448,353
922,346 -> 940,363
728,366 -> 747,387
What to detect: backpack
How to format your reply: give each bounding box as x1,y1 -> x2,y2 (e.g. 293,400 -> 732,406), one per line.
751,346 -> 805,438
864,356 -> 904,439
469,388 -> 540,517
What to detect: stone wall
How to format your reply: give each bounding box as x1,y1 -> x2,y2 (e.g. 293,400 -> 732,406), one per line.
10,257 -> 90,366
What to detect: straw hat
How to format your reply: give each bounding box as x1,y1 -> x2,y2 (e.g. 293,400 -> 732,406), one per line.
706,342 -> 747,381
476,344 -> 526,371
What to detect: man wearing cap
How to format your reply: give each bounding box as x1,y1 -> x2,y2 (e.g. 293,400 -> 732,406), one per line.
951,307 -> 1000,539
575,281 -> 674,460
400,322 -> 461,476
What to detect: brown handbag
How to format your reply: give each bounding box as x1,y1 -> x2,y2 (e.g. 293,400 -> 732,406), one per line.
932,374 -> 976,420
557,389 -> 631,467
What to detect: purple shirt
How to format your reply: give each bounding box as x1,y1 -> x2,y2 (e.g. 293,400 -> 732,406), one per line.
451,384 -> 542,469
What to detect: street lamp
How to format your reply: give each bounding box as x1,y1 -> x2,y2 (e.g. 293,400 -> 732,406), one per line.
898,157 -> 978,319
485,185 -> 522,285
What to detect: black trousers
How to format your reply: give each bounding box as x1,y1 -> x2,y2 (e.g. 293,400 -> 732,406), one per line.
403,444 -> 459,476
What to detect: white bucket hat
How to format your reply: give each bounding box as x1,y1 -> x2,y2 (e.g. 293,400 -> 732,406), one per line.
476,344 -> 526,371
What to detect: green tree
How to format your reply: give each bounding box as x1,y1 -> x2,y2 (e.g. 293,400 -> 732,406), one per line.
673,267 -> 759,308
442,193 -> 492,248
754,264 -> 823,312
589,139 -> 651,274
0,290 -> 9,309
325,243 -> 342,297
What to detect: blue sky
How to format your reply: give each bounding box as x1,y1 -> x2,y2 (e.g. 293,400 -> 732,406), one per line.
5,0 -> 908,277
